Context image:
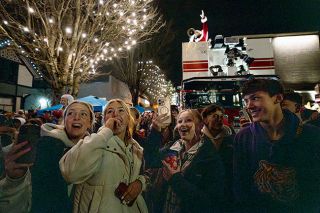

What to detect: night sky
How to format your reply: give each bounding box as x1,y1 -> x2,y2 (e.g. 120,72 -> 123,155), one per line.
157,0 -> 320,86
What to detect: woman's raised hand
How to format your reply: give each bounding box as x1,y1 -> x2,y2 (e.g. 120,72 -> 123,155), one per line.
104,118 -> 121,132
5,141 -> 33,179
151,113 -> 170,132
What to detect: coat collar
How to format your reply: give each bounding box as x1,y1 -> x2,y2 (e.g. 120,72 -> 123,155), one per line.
170,139 -> 202,155
201,125 -> 231,141
40,123 -> 75,147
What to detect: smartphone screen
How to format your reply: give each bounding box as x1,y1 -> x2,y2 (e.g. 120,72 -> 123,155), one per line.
157,97 -> 171,124
16,124 -> 41,164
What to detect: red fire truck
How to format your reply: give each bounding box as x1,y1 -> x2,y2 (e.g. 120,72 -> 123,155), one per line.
181,36 -> 279,127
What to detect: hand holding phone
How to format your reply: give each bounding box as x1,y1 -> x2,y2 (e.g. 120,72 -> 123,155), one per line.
115,182 -> 138,206
5,141 -> 33,178
157,97 -> 171,124
239,108 -> 252,123
16,124 -> 40,164
239,108 -> 252,128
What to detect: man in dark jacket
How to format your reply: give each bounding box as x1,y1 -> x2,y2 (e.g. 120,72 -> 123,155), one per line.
233,79 -> 320,213
201,104 -> 234,212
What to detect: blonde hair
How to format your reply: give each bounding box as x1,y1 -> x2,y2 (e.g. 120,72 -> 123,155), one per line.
103,99 -> 135,141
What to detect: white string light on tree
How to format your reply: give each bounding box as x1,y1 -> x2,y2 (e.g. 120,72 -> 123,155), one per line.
0,0 -> 164,98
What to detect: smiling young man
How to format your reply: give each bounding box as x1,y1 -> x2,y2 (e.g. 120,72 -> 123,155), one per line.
233,79 -> 320,213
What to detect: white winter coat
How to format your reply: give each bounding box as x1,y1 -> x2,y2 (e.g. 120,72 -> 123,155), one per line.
59,127 -> 148,213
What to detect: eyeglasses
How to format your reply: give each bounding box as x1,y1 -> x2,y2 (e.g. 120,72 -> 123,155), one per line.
208,113 -> 224,120
66,110 -> 90,120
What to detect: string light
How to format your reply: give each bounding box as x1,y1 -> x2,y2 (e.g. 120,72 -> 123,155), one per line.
23,27 -> 29,32
65,27 -> 72,34
28,7 -> 35,13
0,0 -> 163,89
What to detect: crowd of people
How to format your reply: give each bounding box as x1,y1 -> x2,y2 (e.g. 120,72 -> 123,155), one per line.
1,78 -> 320,213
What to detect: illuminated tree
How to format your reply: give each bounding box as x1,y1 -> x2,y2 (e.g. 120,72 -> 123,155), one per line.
110,21 -> 174,105
110,47 -> 172,105
0,0 -> 164,100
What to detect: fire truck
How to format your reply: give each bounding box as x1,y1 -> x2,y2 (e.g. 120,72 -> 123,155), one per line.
181,36 -> 279,126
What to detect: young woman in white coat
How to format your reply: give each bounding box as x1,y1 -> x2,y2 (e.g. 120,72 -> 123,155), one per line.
60,99 -> 148,213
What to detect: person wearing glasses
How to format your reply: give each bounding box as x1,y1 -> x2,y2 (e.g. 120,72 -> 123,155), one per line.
60,99 -> 148,213
201,104 -> 235,212
31,101 -> 95,213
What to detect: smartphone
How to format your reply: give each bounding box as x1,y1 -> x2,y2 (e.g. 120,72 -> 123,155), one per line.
157,97 -> 171,124
239,108 -> 252,123
16,124 -> 41,164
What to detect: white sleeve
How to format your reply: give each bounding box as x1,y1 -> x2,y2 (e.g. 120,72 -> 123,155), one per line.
59,127 -> 113,184
0,170 -> 31,213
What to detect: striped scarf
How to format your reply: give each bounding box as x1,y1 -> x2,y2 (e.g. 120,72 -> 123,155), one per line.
163,139 -> 204,213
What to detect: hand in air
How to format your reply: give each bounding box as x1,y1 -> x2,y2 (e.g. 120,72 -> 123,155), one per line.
151,113 -> 170,132
200,10 -> 205,19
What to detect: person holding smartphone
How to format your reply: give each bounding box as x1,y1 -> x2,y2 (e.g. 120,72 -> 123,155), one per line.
146,109 -> 226,213
60,99 -> 148,213
31,101 -> 95,213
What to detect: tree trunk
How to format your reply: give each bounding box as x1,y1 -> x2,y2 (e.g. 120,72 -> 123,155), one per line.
131,88 -> 139,106
52,87 -> 64,105
72,75 -> 81,98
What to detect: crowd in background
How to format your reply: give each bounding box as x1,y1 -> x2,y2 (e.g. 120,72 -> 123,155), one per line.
1,78 -> 320,213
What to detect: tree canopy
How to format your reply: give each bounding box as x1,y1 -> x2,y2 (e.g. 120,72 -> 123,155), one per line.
0,0 -> 164,99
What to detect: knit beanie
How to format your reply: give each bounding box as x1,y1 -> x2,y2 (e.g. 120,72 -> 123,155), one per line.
14,117 -> 26,126
63,101 -> 95,128
61,94 -> 75,105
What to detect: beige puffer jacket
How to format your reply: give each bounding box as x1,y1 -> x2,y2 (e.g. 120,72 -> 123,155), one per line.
59,127 -> 148,213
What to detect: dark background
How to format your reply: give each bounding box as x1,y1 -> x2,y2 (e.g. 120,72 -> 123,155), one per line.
157,0 -> 320,86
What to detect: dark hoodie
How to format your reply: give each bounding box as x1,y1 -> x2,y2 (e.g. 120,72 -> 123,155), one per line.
233,110 -> 320,213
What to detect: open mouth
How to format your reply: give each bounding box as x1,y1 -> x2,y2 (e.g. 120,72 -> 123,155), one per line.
179,127 -> 189,134
72,123 -> 83,129
249,109 -> 260,117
